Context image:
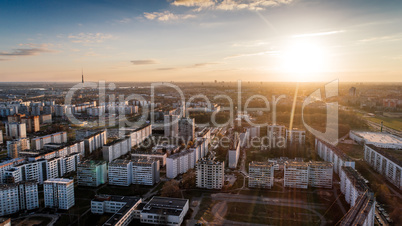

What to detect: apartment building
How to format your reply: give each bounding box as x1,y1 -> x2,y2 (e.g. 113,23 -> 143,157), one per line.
77,160 -> 107,187
5,122 -> 26,139
284,162 -> 309,189
308,161 -> 333,188
132,152 -> 167,167
0,181 -> 39,217
166,149 -> 195,179
164,114 -> 180,137
364,144 -> 402,190
30,132 -> 68,151
178,117 -> 195,141
132,158 -> 160,186
286,128 -> 306,144
108,159 -> 132,186
196,158 -> 225,189
44,178 -> 75,210
102,138 -> 130,163
228,134 -> 241,169
20,116 -> 40,133
7,138 -> 30,159
315,138 -> 355,174
84,130 -> 107,154
248,161 -> 274,189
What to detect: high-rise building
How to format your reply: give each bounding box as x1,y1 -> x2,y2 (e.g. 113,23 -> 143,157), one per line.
164,114 -> 180,137
178,117 -> 195,141
248,161 -> 274,189
166,149 -> 195,179
7,138 -> 30,159
267,124 -> 287,148
44,178 -> 75,210
30,131 -> 68,151
308,161 -> 333,188
77,160 -> 107,187
228,133 -> 241,169
196,158 -> 224,189
132,158 -> 160,186
0,181 -> 39,217
5,122 -> 26,139
284,162 -> 309,189
0,130 -> 3,145
108,159 -> 132,186
21,116 -> 40,133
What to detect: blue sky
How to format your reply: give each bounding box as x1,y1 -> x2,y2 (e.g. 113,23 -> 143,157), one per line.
1,0 -> 402,82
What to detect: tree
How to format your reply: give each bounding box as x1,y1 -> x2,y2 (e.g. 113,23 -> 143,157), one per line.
161,180 -> 181,198
181,170 -> 196,189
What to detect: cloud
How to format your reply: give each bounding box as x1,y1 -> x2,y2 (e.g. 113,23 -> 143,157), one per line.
293,30 -> 345,38
359,33 -> 402,43
144,11 -> 196,21
117,18 -> 131,23
157,67 -> 179,71
192,62 -> 219,67
225,50 -> 279,59
0,44 -> 53,57
171,0 -> 293,11
131,60 -> 158,65
68,33 -> 114,43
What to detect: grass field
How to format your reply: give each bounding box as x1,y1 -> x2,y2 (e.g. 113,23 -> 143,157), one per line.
361,114 -> 402,131
337,143 -> 365,159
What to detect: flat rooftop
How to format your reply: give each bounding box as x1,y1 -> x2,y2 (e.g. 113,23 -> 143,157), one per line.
352,131 -> 402,145
142,196 -> 188,216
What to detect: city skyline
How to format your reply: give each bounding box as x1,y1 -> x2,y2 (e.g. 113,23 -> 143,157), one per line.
1,0 -> 402,82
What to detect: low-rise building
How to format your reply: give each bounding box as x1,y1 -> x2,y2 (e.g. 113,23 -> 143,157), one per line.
140,196 -> 189,226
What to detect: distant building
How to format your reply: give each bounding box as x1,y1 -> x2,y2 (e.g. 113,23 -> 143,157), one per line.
196,158 -> 224,189
228,134 -> 241,169
102,138 -> 130,163
44,178 -> 75,210
21,116 -> 40,133
39,114 -> 52,124
0,181 -> 39,217
178,117 -> 195,141
132,152 -> 167,167
286,128 -> 305,144
5,122 -> 26,139
77,160 -> 107,187
166,149 -> 195,179
84,130 -> 107,154
164,114 -> 180,137
7,138 -> 30,159
0,130 -> 3,145
349,87 -> 356,97
248,161 -> 274,189
30,132 -> 68,150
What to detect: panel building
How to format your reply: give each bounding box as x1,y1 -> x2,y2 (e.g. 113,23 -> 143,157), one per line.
77,160 -> 107,187
108,159 -> 133,186
44,178 -> 75,210
228,133 -> 241,169
7,138 -> 30,159
5,122 -> 26,139
196,158 -> 224,189
248,161 -> 274,189
308,161 -> 333,188
132,158 -> 160,186
315,138 -> 355,174
0,181 -> 39,217
284,162 -> 309,189
178,117 -> 195,141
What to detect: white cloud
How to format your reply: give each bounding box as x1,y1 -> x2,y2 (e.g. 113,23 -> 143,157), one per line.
171,0 -> 293,11
131,60 -> 158,65
68,33 -> 114,43
293,30 -> 345,38
144,11 -> 196,21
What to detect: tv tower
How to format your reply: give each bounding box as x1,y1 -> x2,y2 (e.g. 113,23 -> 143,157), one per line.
82,68 -> 84,83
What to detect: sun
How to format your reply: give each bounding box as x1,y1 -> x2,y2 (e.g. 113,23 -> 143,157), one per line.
280,40 -> 328,80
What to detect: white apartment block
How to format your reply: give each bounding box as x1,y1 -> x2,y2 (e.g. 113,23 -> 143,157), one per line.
315,138 -> 355,174
132,158 -> 160,186
0,181 -> 39,217
350,130 -> 402,149
140,196 -> 189,226
5,122 -> 26,139
339,166 -> 375,226
166,149 -> 195,179
84,130 -> 107,154
103,138 -> 131,163
44,178 -> 75,210
30,132 -> 68,150
308,161 -> 333,188
286,128 -> 306,144
12,159 -> 48,184
228,134 -> 241,169
248,161 -> 274,189
0,130 -> 3,145
108,159 -> 132,186
284,162 -> 309,189
364,144 -> 402,190
196,158 -> 224,189
127,124 -> 152,147
0,158 -> 25,183
77,160 -> 107,187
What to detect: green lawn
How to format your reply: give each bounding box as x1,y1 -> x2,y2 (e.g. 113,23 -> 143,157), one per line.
365,115 -> 402,131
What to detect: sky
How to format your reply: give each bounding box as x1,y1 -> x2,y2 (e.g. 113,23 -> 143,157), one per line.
1,0 -> 402,82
